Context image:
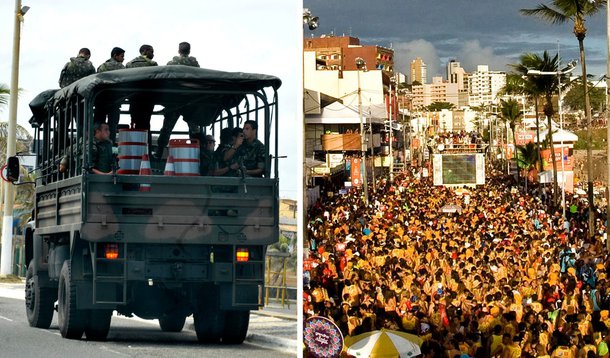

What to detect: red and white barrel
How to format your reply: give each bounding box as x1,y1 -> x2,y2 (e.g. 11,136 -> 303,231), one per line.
117,128 -> 148,174
169,139 -> 199,176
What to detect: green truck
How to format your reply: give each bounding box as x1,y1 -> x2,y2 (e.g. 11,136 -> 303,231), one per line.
19,66 -> 281,343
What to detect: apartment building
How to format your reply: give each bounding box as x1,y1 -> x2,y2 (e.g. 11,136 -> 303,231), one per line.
411,76 -> 459,109
468,65 -> 506,107
303,35 -> 394,73
410,57 -> 427,84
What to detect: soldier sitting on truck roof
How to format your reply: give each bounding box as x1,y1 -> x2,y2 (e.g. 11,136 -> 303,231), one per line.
91,122 -> 114,175
154,42 -> 201,159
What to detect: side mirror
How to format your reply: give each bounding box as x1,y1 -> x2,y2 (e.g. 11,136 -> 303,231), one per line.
6,156 -> 20,182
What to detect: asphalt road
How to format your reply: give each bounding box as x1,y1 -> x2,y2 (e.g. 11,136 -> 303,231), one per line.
0,283 -> 297,357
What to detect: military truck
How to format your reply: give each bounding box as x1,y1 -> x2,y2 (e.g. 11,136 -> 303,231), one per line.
19,66 -> 281,342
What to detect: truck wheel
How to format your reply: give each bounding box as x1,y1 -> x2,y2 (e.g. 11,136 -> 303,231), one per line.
159,314 -> 186,332
221,310 -> 250,344
25,262 -> 55,329
85,310 -> 112,341
57,260 -> 86,339
194,309 -> 225,343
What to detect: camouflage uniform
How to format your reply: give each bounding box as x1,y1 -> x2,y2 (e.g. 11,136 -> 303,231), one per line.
155,55 -> 201,157
92,138 -> 113,173
126,55 -> 158,137
97,58 -> 125,73
125,55 -> 158,68
200,149 -> 215,176
59,55 -> 95,88
167,55 -> 199,67
95,58 -> 126,142
215,144 -> 237,176
238,139 -> 265,176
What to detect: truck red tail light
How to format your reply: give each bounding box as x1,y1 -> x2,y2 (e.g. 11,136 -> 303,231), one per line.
104,243 -> 119,259
236,248 -> 249,262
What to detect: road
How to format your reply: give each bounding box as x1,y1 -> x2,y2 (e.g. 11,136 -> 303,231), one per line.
0,283 -> 297,357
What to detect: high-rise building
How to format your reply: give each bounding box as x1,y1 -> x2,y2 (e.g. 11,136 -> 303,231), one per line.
468,65 -> 506,107
447,60 -> 469,107
447,60 -> 466,91
410,57 -> 427,84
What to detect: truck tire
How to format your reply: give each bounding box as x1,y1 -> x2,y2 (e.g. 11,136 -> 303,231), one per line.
58,260 -> 87,339
159,314 -> 186,332
85,310 -> 112,341
194,309 -> 225,343
221,310 -> 250,344
25,262 -> 55,329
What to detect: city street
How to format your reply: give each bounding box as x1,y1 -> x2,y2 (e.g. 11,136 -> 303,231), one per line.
0,282 -> 297,357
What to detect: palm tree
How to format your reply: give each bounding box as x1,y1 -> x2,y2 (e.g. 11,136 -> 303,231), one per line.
521,0 -> 605,237
0,83 -> 9,108
501,72 -> 545,173
510,51 -> 568,208
498,98 -> 523,176
517,142 -> 540,192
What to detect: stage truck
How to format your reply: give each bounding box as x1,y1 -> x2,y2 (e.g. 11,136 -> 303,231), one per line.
430,142 -> 486,187
17,66 -> 281,342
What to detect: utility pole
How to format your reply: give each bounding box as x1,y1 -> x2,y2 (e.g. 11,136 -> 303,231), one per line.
356,58 -> 368,204
389,76 -> 394,181
606,0 -> 610,251
1,0 -> 27,276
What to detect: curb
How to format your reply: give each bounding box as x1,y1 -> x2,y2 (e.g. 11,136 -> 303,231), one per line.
251,309 -> 297,321
186,323 -> 297,352
245,332 -> 297,352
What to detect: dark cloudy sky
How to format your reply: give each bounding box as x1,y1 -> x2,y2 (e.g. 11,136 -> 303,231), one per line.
304,0 -> 607,81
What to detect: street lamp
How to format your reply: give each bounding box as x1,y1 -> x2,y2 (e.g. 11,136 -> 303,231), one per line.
1,1 -> 28,276
303,8 -> 319,31
356,57 -> 369,204
526,59 -> 577,220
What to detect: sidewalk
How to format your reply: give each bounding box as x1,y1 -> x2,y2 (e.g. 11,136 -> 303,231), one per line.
255,300 -> 297,320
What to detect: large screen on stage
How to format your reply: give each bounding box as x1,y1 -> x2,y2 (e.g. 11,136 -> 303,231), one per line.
433,153 -> 485,186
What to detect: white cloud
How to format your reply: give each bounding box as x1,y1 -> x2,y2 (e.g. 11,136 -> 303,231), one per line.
457,40 -> 512,73
392,40 -> 441,83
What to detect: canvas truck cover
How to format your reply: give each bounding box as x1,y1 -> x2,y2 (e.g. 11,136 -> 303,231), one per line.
29,66 -> 282,127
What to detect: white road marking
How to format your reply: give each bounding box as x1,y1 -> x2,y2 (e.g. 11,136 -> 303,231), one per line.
99,346 -> 131,357
0,315 -> 13,322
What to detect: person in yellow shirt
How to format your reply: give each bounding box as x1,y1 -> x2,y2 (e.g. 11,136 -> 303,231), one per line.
489,325 -> 505,356
502,335 -> 522,358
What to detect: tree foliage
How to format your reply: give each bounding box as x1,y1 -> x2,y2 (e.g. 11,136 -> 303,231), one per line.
0,83 -> 9,109
425,102 -> 455,112
563,80 -> 605,112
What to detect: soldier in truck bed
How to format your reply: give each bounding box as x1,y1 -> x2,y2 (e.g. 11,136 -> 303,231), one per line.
91,122 -> 114,175
239,120 -> 265,177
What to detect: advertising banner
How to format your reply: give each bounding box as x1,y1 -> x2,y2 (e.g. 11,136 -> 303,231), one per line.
351,158 -> 362,186
540,146 -> 573,171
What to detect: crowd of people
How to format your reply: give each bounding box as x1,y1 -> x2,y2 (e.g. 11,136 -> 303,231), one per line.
305,166 -> 610,357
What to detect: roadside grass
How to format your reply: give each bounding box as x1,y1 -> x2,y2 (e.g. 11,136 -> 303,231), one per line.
574,128 -> 607,150
0,275 -> 23,283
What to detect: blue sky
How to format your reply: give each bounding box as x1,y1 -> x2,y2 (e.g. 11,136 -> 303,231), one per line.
0,0 -> 301,199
